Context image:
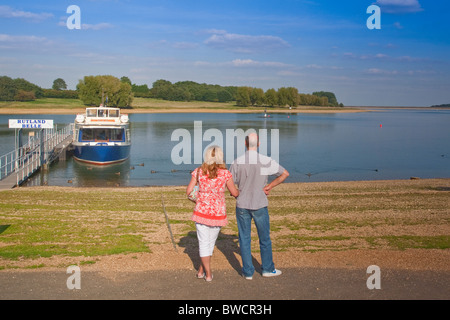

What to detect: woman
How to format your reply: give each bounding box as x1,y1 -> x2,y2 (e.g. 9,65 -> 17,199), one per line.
186,146 -> 239,282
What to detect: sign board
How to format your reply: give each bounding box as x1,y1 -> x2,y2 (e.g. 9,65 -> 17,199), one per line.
9,119 -> 54,129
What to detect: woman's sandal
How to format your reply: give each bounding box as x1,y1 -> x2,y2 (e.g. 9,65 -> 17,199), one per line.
196,273 -> 205,279
205,275 -> 213,282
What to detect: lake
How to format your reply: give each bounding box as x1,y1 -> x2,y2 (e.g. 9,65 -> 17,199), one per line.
0,108 -> 449,187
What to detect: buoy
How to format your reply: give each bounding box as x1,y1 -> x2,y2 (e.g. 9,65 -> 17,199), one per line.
380,124 -> 382,128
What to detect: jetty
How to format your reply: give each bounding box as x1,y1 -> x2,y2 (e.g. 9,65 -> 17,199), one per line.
0,124 -> 73,190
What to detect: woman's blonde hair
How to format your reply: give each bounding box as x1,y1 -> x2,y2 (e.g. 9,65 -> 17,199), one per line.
201,145 -> 226,179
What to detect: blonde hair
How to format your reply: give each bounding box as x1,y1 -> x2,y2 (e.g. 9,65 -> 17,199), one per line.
201,145 -> 226,179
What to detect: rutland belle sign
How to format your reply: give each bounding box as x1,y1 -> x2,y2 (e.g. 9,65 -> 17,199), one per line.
9,119 -> 54,129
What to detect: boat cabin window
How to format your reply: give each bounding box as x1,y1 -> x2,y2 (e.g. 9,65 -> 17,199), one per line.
109,109 -> 119,117
80,128 -> 125,142
86,108 -> 119,118
86,109 -> 97,117
97,109 -> 108,117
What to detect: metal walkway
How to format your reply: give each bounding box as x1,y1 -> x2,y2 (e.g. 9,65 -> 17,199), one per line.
0,124 -> 73,190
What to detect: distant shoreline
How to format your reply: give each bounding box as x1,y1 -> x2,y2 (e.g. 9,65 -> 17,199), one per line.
0,107 -> 369,115
1,97 -> 443,115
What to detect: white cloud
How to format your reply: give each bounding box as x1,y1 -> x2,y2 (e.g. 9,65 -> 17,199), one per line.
230,59 -> 289,68
57,20 -> 113,31
0,34 -> 53,51
374,0 -> 423,13
81,23 -> 113,31
204,31 -> 290,54
0,5 -> 53,21
194,59 -> 291,69
366,68 -> 399,75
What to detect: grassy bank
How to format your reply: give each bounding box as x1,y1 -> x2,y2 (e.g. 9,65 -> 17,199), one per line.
0,97 -> 363,114
0,179 -> 449,270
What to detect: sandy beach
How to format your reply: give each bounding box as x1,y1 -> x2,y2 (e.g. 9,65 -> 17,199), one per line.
0,178 -> 448,274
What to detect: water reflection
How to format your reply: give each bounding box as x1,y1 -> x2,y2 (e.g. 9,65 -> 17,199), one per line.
1,109 -> 449,187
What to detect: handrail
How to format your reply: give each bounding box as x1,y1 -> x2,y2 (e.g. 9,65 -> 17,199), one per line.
0,123 -> 74,185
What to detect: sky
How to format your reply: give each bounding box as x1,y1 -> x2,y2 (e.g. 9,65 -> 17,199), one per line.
1,0 -> 450,106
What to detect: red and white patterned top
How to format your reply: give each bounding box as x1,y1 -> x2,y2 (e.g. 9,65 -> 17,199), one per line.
191,167 -> 233,227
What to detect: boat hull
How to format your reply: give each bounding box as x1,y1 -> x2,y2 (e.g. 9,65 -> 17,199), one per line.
73,144 -> 131,165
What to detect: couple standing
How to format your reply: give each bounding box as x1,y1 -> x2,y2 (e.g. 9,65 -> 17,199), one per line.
186,133 -> 289,281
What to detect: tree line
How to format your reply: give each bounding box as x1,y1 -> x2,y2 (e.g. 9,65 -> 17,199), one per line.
0,76 -> 78,101
0,75 -> 342,108
130,78 -> 341,107
235,86 -> 341,108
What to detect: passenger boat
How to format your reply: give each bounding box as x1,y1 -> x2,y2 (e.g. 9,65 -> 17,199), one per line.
72,106 -> 131,165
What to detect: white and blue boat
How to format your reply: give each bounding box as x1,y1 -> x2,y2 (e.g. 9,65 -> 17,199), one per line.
72,106 -> 131,165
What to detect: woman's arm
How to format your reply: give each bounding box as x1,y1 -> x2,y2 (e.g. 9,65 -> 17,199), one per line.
226,178 -> 239,198
186,174 -> 197,196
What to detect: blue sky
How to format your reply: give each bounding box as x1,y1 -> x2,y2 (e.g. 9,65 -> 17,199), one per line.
1,0 -> 449,106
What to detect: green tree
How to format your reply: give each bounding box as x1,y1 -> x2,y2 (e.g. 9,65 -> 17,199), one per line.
14,90 -> 36,101
131,83 -> 151,98
217,89 -> 232,102
236,86 -> 252,107
120,76 -> 132,85
250,88 -> 265,106
277,87 -> 290,107
286,87 -> 299,108
52,78 -> 67,90
264,88 -> 278,107
0,76 -> 42,101
150,79 -> 173,100
312,91 -> 338,106
77,75 -> 133,107
0,76 -> 17,101
13,78 -> 43,98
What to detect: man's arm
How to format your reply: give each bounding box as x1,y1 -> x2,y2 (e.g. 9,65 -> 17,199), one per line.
263,169 -> 289,195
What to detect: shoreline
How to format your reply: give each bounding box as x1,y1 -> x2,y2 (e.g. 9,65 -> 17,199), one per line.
15,176 -> 449,189
0,106 -> 444,116
0,107 -> 368,115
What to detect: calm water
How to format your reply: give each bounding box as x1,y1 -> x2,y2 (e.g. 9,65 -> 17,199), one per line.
0,108 -> 449,187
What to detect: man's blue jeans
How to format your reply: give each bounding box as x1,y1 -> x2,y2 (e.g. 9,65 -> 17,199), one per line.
236,206 -> 275,277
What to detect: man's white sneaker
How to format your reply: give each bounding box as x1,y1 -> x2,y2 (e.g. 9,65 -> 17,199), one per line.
262,269 -> 282,277
243,274 -> 253,280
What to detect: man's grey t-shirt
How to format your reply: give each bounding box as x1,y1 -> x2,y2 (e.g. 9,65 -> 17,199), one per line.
230,150 -> 285,210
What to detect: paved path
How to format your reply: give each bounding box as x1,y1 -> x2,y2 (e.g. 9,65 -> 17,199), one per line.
1,267 -> 448,300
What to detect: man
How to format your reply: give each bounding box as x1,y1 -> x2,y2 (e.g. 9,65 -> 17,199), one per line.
230,132 -> 289,279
